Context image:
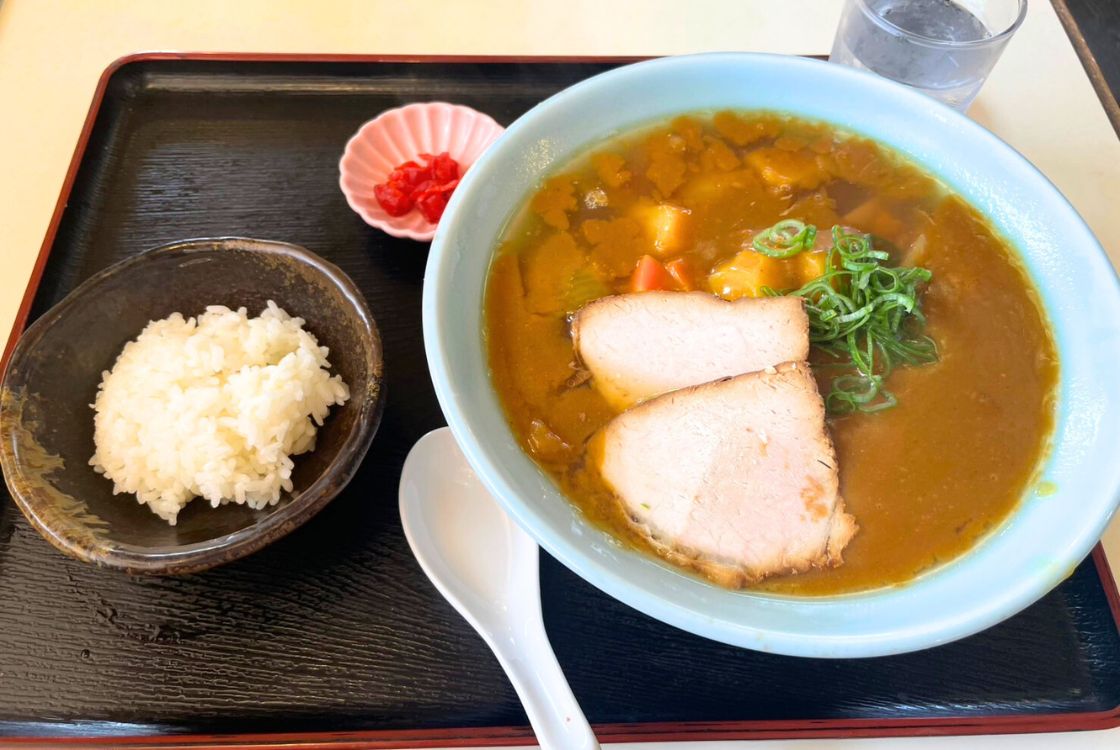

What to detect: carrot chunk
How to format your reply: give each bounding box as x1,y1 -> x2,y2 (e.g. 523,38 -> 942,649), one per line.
630,255 -> 675,293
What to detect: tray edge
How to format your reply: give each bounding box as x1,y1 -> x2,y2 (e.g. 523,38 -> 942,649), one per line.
1051,0 -> 1120,138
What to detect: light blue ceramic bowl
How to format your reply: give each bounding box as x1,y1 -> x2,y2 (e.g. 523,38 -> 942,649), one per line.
423,53 -> 1120,657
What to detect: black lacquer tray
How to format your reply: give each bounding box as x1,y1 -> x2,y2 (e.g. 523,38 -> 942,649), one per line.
1,53 -> 1119,747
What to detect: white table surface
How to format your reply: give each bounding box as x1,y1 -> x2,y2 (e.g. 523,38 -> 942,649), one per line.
1,0 -> 1118,747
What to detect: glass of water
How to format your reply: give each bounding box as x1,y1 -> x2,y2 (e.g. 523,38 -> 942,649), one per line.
830,0 -> 1027,110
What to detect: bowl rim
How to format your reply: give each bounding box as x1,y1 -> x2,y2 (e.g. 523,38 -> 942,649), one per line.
423,51 -> 1120,657
0,236 -> 385,575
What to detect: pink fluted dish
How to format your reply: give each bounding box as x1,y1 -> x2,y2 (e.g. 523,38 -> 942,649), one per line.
339,103 -> 505,242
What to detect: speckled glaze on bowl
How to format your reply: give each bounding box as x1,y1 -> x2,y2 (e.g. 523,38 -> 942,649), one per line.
424,53 -> 1120,657
0,238 -> 384,575
339,102 -> 505,242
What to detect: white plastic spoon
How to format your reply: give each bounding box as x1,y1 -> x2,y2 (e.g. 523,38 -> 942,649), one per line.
399,427 -> 600,750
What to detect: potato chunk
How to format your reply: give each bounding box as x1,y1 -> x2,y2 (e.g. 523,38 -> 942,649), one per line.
709,248 -> 798,299
630,200 -> 691,256
797,251 -> 829,286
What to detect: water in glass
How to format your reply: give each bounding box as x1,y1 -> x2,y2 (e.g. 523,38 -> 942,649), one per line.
831,0 -> 1017,110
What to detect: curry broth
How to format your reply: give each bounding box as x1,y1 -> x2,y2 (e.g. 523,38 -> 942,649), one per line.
484,112 -> 1057,595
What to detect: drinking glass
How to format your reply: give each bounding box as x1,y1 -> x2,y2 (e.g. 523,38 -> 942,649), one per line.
830,0 -> 1027,110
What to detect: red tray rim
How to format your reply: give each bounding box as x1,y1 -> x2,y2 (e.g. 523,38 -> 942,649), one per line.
2,50 -> 1120,747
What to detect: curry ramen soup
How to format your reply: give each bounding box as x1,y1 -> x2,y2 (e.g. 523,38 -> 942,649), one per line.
484,111 -> 1057,595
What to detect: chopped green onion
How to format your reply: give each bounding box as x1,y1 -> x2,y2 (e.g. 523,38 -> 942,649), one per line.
763,223 -> 938,414
752,219 -> 817,258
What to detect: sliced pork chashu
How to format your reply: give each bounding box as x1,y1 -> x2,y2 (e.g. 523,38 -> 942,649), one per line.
572,291 -> 809,410
595,362 -> 857,587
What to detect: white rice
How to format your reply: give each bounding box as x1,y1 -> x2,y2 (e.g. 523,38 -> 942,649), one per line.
89,301 -> 350,525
